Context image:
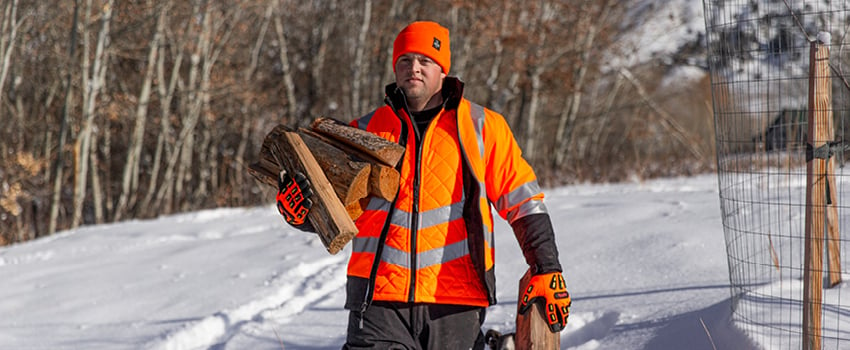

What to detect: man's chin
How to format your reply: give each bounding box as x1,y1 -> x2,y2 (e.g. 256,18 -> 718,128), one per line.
400,86 -> 424,98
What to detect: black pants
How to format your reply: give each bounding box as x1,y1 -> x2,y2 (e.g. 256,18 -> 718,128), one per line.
343,301 -> 486,350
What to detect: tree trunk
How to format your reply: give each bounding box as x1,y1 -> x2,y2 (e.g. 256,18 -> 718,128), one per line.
350,0 -> 371,116
196,127 -> 211,200
553,4 -> 611,170
72,0 -> 113,228
0,0 -> 20,119
245,2 -> 272,81
273,4 -> 297,123
90,131 -> 104,224
114,2 -> 166,221
590,74 -> 624,162
523,69 -> 541,162
174,0 -> 210,211
485,1 -> 511,107
49,0 -> 79,235
380,0 -> 403,93
233,119 -> 252,206
143,1 -> 183,216
309,0 -> 334,109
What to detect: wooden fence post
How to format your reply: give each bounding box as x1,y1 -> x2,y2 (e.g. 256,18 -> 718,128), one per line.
804,31 -> 835,350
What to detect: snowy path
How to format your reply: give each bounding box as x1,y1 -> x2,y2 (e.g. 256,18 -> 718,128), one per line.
146,254 -> 348,350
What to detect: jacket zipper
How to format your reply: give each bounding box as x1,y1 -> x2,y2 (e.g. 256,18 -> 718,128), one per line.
408,127 -> 423,303
359,94 -> 406,328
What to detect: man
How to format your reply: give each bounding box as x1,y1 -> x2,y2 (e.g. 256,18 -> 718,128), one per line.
276,21 -> 570,349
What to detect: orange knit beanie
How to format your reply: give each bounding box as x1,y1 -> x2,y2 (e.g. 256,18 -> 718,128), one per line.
392,21 -> 451,74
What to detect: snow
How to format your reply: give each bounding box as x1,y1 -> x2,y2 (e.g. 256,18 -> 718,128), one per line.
611,0 -> 707,69
0,174 -> 769,349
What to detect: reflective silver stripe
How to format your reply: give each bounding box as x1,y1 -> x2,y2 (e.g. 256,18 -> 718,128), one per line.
507,199 -> 548,223
482,193 -> 494,248
417,239 -> 470,269
386,201 -> 466,230
355,239 -> 470,270
419,200 -> 465,229
469,102 -> 486,159
497,181 -> 549,223
366,197 -> 392,212
356,110 -> 376,131
352,236 -> 381,254
390,207 -> 411,228
353,236 -> 412,268
469,103 -> 491,246
495,180 -> 542,214
487,231 -> 495,249
353,102 -> 485,274
381,245 -> 410,268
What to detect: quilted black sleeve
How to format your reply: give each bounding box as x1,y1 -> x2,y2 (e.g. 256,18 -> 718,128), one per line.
511,213 -> 563,274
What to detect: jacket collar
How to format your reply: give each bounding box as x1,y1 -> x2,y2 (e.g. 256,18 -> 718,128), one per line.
384,76 -> 465,114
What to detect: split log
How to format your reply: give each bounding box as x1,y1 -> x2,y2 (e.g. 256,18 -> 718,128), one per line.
516,269 -> 561,349
247,156 -> 280,189
345,197 -> 370,221
298,131 -> 370,206
311,117 -> 405,167
250,125 -> 358,255
248,118 -> 405,254
368,163 -> 400,201
250,128 -> 376,208
300,127 -> 400,201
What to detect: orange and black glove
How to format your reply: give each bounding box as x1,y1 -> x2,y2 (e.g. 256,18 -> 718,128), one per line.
276,169 -> 314,226
519,271 -> 571,332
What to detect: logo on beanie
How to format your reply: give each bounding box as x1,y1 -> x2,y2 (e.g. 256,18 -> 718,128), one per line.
432,38 -> 441,51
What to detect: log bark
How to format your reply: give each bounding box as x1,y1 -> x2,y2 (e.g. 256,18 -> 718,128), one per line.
300,127 -> 400,201
255,125 -> 358,255
248,119 -> 407,253
310,117 -> 404,167
247,156 -> 279,189
250,128 -> 377,208
298,130 -> 370,206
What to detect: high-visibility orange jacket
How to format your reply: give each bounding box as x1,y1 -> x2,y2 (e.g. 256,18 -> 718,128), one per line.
344,77 -> 561,312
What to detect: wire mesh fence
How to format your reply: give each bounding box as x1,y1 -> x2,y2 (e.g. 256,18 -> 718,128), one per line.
703,0 -> 850,349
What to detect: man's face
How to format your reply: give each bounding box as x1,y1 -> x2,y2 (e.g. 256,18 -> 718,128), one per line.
394,53 -> 446,103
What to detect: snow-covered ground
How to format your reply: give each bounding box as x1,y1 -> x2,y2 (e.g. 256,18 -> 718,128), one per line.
0,174 -> 765,349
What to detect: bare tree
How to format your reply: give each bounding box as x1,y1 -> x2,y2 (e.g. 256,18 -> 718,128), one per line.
273,1 -> 297,123
520,0 -> 575,163
71,0 -> 114,228
142,1 -> 185,216
49,0 -> 80,235
3,0 -> 717,243
484,0 -> 512,107
0,0 -> 23,119
194,4 -> 242,204
350,0 -> 371,116
553,2 -> 613,169
113,1 -> 168,221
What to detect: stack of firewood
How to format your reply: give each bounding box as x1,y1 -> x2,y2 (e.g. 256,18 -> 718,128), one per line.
248,117 -> 404,254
